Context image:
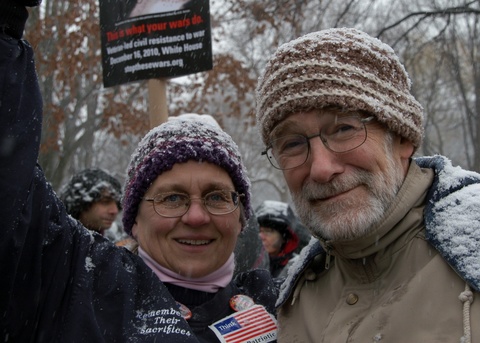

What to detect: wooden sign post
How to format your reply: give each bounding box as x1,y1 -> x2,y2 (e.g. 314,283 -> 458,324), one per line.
148,78 -> 168,128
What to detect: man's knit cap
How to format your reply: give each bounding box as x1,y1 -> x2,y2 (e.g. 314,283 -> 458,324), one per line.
122,114 -> 251,235
60,168 -> 122,220
256,27 -> 424,150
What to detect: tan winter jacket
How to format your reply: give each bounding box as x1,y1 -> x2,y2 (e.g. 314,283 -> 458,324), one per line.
277,161 -> 480,342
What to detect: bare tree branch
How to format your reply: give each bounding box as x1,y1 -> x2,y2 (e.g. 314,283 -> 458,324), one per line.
377,2 -> 480,39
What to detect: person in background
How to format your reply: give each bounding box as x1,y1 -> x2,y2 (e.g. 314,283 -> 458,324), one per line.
60,168 -> 122,237
256,27 -> 480,342
2,2 -> 198,341
121,114 -> 278,342
256,200 -> 299,278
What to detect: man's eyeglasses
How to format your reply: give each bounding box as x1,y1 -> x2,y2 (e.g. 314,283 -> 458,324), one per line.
143,190 -> 243,218
262,116 -> 374,170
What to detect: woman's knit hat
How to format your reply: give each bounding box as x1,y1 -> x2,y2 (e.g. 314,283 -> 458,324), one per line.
122,114 -> 251,235
256,27 -> 424,150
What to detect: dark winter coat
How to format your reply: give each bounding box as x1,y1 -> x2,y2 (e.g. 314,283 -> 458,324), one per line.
275,156 -> 480,342
166,270 -> 278,343
0,15 -> 198,343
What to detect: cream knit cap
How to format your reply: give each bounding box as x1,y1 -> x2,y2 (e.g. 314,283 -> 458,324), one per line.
256,28 -> 424,150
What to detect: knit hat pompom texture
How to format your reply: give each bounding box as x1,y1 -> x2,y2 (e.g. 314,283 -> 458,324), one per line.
256,27 -> 424,149
122,117 -> 251,235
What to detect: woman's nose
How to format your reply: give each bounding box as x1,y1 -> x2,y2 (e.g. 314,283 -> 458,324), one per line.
181,199 -> 210,225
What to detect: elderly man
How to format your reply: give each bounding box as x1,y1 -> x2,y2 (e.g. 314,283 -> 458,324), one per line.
256,27 -> 480,342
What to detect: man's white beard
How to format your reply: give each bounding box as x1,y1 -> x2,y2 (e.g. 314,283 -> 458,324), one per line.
292,139 -> 405,241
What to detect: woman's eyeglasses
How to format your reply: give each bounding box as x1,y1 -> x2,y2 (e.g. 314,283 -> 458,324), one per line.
143,190 -> 243,217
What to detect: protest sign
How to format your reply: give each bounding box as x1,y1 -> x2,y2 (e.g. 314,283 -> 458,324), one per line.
99,0 -> 212,88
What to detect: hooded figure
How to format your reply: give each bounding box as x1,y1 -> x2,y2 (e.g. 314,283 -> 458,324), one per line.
256,200 -> 300,278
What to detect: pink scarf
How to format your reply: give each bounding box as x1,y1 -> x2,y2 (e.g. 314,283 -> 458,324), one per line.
138,247 -> 234,293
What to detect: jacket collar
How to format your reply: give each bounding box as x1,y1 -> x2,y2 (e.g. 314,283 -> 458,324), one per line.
418,155 -> 480,292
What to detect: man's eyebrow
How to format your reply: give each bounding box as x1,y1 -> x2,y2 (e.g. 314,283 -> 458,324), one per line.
270,120 -> 304,139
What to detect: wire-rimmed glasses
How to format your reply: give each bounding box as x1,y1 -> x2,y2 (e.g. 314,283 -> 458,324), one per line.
143,190 -> 243,218
262,116 -> 374,170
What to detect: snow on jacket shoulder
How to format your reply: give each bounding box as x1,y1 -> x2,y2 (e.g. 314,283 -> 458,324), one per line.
0,29 -> 198,342
417,155 -> 480,292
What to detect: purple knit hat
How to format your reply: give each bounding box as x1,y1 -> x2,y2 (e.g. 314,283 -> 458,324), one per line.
122,115 -> 251,235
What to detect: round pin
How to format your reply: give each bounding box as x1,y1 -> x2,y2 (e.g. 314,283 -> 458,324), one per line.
229,294 -> 255,312
176,301 -> 192,320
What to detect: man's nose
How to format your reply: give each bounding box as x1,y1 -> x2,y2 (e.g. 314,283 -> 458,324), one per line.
306,138 -> 344,183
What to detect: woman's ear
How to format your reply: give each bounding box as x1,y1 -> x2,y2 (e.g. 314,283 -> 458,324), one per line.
132,221 -> 138,239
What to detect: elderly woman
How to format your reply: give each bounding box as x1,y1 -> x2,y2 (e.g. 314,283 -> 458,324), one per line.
121,115 -> 278,342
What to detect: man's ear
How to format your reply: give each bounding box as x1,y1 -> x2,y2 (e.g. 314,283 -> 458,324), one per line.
399,136 -> 415,159
397,136 -> 415,174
